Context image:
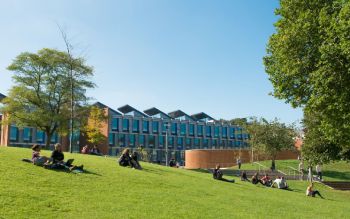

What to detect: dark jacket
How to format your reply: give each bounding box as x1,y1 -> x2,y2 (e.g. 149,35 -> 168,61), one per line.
51,150 -> 64,163
213,168 -> 223,180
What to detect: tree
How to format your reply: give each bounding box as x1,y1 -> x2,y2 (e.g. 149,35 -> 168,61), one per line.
1,48 -> 94,148
247,118 -> 296,168
84,106 -> 108,146
264,0 -> 350,160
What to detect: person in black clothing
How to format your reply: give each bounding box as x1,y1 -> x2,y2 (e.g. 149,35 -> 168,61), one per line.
169,158 -> 176,167
118,148 -> 133,167
90,145 -> 102,156
251,173 -> 263,185
46,143 -> 83,171
241,171 -> 250,182
130,151 -> 142,170
213,164 -> 234,183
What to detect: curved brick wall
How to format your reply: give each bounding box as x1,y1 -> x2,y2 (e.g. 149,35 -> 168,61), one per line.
185,149 -> 299,169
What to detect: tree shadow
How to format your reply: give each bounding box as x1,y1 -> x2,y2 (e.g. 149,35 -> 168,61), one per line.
323,170 -> 350,181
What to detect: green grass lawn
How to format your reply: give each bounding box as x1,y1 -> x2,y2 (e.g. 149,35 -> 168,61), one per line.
232,159 -> 350,181
1,147 -> 350,219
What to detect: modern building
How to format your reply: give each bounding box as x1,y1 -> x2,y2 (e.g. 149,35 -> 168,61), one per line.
0,92 -> 249,163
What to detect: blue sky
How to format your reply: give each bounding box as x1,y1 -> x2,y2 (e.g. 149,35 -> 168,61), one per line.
0,0 -> 303,125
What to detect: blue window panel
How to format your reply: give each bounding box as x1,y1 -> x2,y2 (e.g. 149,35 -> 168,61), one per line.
168,137 -> 174,147
118,134 -> 126,147
159,136 -> 164,146
50,133 -> 58,143
148,135 -> 155,147
177,137 -> 183,149
194,138 -> 200,147
214,126 -> 220,138
186,138 -> 192,148
111,118 -> 119,131
36,130 -> 45,143
205,126 -> 212,137
197,125 -> 203,136
139,135 -> 145,146
171,123 -> 177,135
203,139 -> 208,147
229,127 -> 235,139
132,120 -> 139,132
143,121 -> 149,133
129,134 -> 135,147
222,127 -> 227,138
10,126 -> 18,141
23,127 -> 32,142
189,124 -> 194,136
122,119 -> 129,132
109,133 -> 115,146
213,139 -> 218,146
180,124 -> 186,136
152,121 -> 159,133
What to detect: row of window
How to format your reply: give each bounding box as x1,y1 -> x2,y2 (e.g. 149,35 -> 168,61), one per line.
9,126 -> 58,144
108,133 -> 248,149
110,118 -> 247,138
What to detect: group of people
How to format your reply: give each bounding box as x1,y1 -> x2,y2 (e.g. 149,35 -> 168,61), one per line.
298,156 -> 323,182
81,145 -> 103,156
30,143 -> 84,172
118,148 -> 142,170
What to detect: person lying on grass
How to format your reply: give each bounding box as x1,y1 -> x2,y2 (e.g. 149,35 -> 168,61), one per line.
306,183 -> 324,199
45,143 -> 83,172
213,164 -> 235,183
31,144 -> 49,166
118,148 -> 142,169
271,176 -> 288,189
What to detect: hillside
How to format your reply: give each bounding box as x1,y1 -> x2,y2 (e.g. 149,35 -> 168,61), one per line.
0,147 -> 349,219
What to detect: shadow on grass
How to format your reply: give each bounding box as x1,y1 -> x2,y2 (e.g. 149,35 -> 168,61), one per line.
323,170 -> 350,181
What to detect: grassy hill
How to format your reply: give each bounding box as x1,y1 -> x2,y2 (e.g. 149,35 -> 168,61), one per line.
233,159 -> 350,181
0,147 -> 350,219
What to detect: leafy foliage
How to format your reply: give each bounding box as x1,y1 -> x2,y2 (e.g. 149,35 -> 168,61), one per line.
264,0 -> 350,161
1,48 -> 94,146
84,106 -> 108,145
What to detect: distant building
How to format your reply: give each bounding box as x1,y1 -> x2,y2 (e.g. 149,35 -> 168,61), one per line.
0,92 -> 249,163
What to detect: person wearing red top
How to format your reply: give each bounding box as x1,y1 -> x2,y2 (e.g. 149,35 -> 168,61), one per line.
260,174 -> 272,186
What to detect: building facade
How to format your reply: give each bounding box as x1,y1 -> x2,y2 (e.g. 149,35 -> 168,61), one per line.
0,92 -> 249,163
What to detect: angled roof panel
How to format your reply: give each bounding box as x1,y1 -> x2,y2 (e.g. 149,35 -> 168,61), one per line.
168,110 -> 194,121
93,102 -> 121,115
0,93 -> 6,102
144,107 -> 171,119
118,104 -> 149,117
191,112 -> 215,121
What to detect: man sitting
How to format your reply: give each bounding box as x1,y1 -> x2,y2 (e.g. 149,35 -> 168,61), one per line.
213,164 -> 234,183
260,174 -> 272,186
271,176 -> 288,189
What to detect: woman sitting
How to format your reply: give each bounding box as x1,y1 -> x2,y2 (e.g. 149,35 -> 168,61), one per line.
46,143 -> 83,171
240,171 -> 250,182
118,148 -> 133,167
31,144 -> 48,166
306,183 -> 324,198
213,164 -> 234,183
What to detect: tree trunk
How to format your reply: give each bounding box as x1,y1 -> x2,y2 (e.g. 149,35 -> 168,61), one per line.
45,132 -> 52,150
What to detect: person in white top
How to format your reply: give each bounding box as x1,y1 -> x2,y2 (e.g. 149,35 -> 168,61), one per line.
271,176 -> 288,189
316,164 -> 322,181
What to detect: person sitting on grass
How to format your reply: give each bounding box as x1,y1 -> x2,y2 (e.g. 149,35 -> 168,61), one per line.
306,183 -> 324,199
271,176 -> 288,189
118,148 -> 134,168
130,151 -> 142,170
213,164 -> 235,183
90,145 -> 102,156
251,173 -> 261,185
260,174 -> 272,186
240,171 -> 250,182
45,143 -> 83,171
31,144 -> 49,166
81,145 -> 90,154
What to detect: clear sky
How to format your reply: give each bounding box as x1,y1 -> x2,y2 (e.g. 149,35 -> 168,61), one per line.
0,0 -> 303,125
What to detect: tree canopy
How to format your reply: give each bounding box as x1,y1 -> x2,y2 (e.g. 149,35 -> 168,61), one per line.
84,106 -> 108,146
1,48 -> 94,147
264,0 -> 350,160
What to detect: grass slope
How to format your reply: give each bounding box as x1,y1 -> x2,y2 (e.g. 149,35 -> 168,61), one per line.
233,159 -> 350,181
0,147 -> 349,219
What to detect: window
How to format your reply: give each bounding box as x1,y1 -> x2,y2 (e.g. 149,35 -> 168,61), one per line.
23,127 -> 32,142
186,138 -> 192,147
10,126 -> 18,141
109,133 -> 115,146
194,138 -> 200,147
180,123 -> 186,136
129,134 -> 135,147
168,137 -> 174,147
149,135 -> 155,147
206,126 -> 212,137
36,130 -> 45,143
139,135 -> 145,146
159,136 -> 164,147
214,126 -> 220,138
203,139 -> 208,147
132,120 -> 139,132
171,123 -> 177,135
197,125 -> 203,136
122,119 -> 129,132
152,121 -> 159,133
111,118 -> 119,131
189,124 -> 194,136
162,122 -> 169,134
222,127 -> 227,138
119,134 -> 126,146
229,127 -> 235,139
143,121 -> 149,133
50,133 -> 58,143
213,139 -> 218,146
177,137 -> 183,146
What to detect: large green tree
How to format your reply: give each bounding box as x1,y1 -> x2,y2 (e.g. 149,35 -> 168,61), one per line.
264,0 -> 350,160
247,118 -> 296,167
1,48 -> 94,147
